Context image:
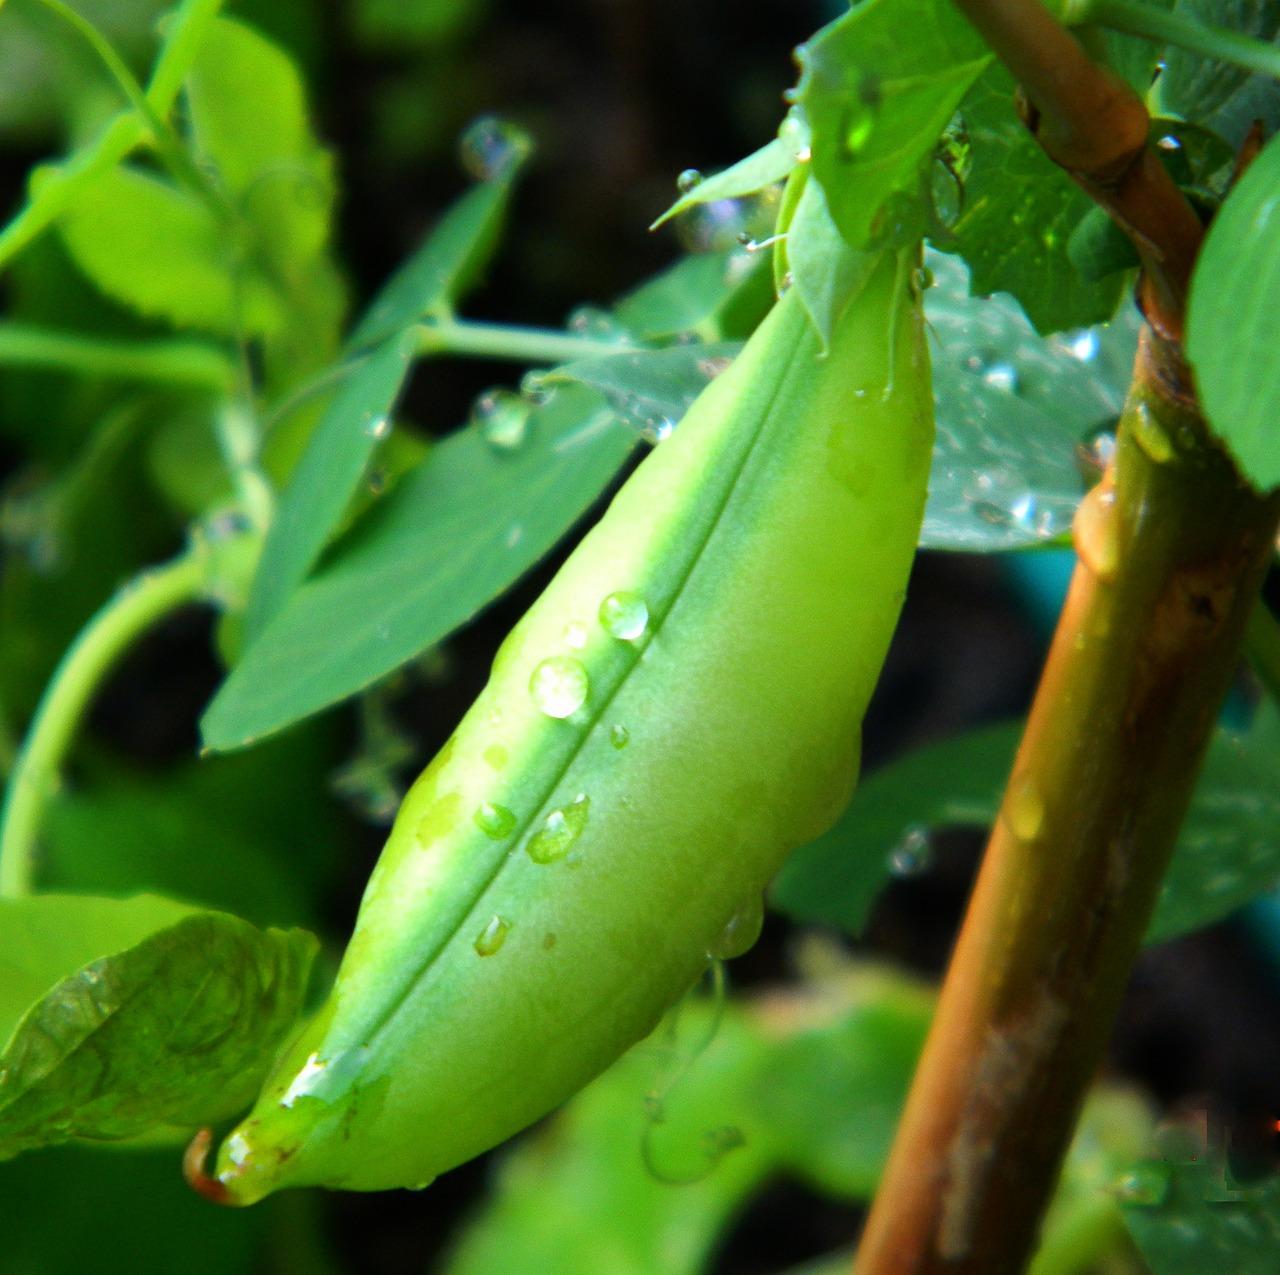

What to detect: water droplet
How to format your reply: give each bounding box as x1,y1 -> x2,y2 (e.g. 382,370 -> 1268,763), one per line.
777,106 -> 811,162
474,802 -> 517,839
982,362 -> 1019,393
529,655 -> 589,717
675,185 -> 782,254
640,415 -> 676,444
1113,1162 -> 1172,1206
1156,133 -> 1183,152
610,723 -> 630,749
843,104 -> 874,155
471,388 -> 531,451
1130,399 -> 1175,464
474,914 -> 511,956
563,621 -> 588,649
567,306 -> 628,343
1068,330 -> 1100,361
459,116 -> 533,181
710,895 -> 765,959
527,794 -> 591,863
1073,479 -> 1121,581
362,413 -> 391,440
599,591 -> 649,641
1076,425 -> 1117,481
1006,777 -> 1045,842
676,167 -> 704,194
520,369 -> 554,406
889,824 -> 933,877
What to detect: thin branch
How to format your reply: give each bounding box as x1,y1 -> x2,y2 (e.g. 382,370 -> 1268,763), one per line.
0,553 -> 208,898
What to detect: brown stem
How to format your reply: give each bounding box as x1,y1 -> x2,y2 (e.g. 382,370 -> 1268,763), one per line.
854,331 -> 1280,1273
951,0 -> 1204,339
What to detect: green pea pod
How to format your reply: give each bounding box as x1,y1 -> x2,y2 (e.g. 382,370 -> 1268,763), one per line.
210,243 -> 933,1201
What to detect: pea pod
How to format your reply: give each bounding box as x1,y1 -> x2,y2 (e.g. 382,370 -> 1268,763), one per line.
210,244 -> 934,1201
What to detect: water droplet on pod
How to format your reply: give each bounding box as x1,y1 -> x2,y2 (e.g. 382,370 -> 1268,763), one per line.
610,723 -> 630,749
1073,479 -> 1121,581
362,413 -> 391,440
527,794 -> 591,863
474,914 -> 511,956
599,591 -> 649,641
529,655 -> 589,717
474,802 -> 517,839
710,895 -> 765,959
676,168 -> 704,194
1006,777 -> 1045,842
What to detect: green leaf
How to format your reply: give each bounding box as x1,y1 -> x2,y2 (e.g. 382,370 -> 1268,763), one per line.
0,894 -> 195,1048
41,725 -> 347,929
771,705 -> 1280,947
543,343 -> 742,441
922,249 -> 1139,550
1120,1158 -> 1280,1274
0,0 -> 226,272
1187,132 -> 1280,491
798,0 -> 990,249
1155,0 -> 1280,148
0,898 -> 316,1158
788,175 -> 879,349
55,165 -> 282,334
243,329 -> 417,641
770,721 -> 1022,935
201,386 -> 635,750
612,247 -> 773,342
649,138 -> 797,230
951,65 -> 1126,332
185,14 -> 336,276
350,165 -> 525,350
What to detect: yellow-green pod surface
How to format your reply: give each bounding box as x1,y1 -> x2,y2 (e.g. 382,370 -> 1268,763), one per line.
213,246 -> 933,1201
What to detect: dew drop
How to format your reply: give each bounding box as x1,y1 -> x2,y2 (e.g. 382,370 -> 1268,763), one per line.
1130,399 -> 1175,464
889,824 -> 933,877
1006,778 -> 1045,842
599,591 -> 649,641
474,802 -> 517,839
1067,329 -> 1100,362
471,388 -> 531,451
1073,479 -> 1121,581
676,167 -> 704,194
710,895 -> 765,959
777,106 -> 811,162
567,305 -> 628,343
459,116 -> 533,182
474,914 -> 511,956
982,362 -> 1019,393
1075,426 -> 1117,482
529,655 -> 589,717
527,794 -> 591,863
362,413 -> 391,440
563,621 -> 588,649
520,369 -> 554,405
610,723 -> 630,750
1113,1162 -> 1172,1207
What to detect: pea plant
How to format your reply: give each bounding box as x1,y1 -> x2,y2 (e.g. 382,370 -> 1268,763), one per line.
2,0 -> 1279,1271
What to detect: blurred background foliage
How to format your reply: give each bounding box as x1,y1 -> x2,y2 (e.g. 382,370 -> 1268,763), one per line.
0,0 -> 1277,1272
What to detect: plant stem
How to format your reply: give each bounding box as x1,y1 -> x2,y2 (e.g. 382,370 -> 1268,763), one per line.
854,330 -> 1280,1274
416,317 -> 642,365
1079,0 -> 1280,82
0,323 -> 235,388
0,553 -> 207,898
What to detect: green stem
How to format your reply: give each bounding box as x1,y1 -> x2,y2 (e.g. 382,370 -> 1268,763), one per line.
0,323 -> 235,388
1245,601 -> 1280,704
0,553 -> 207,898
28,0 -> 230,216
1078,0 -> 1280,81
417,317 -> 642,365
